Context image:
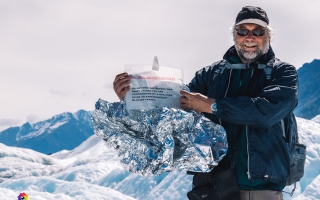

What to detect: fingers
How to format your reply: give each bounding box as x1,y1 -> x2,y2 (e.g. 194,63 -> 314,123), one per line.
114,72 -> 129,83
113,73 -> 131,88
180,95 -> 190,111
179,95 -> 188,104
113,72 -> 131,100
180,90 -> 191,97
118,85 -> 131,100
180,90 -> 213,113
180,90 -> 193,110
114,79 -> 130,93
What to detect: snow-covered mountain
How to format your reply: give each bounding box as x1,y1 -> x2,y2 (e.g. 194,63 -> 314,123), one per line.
0,117 -> 319,200
311,115 -> 320,124
295,59 -> 320,119
0,110 -> 93,155
0,134 -> 191,200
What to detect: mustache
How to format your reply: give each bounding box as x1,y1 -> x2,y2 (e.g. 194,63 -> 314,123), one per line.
241,42 -> 258,47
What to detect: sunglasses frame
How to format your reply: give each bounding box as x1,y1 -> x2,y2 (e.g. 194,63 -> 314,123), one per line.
235,29 -> 267,37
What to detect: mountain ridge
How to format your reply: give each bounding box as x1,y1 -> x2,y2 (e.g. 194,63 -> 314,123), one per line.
295,59 -> 320,119
0,109 -> 94,154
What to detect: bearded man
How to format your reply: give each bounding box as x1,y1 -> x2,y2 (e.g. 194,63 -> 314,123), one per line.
180,6 -> 298,200
113,6 -> 298,200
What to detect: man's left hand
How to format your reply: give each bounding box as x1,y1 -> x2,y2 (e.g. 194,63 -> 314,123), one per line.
180,90 -> 215,113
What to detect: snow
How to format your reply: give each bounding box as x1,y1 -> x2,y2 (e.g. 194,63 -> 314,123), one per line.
311,114 -> 320,123
0,177 -> 135,200
284,117 -> 320,200
20,120 -> 69,138
72,110 -> 92,122
295,118 -> 320,191
48,121 -> 68,130
0,117 -> 320,199
15,111 -> 82,141
0,134 -> 191,200
294,175 -> 320,200
17,122 -> 51,140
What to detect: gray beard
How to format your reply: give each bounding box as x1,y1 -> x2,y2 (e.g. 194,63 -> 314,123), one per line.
235,37 -> 270,63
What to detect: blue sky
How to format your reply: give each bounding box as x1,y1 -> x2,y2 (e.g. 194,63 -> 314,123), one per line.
1,0 -> 320,131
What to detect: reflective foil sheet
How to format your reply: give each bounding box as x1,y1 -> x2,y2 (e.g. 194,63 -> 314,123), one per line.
91,99 -> 227,176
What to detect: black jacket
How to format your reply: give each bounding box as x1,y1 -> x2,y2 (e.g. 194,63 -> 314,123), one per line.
187,46 -> 298,186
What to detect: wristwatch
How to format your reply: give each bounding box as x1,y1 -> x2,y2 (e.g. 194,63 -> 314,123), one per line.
211,102 -> 217,114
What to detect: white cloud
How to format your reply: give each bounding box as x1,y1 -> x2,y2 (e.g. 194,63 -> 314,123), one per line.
49,89 -> 70,97
26,114 -> 40,124
0,118 -> 20,127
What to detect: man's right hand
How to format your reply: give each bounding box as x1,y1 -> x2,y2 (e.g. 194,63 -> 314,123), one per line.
113,72 -> 131,101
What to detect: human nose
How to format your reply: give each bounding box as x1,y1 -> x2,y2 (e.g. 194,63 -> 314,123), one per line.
246,30 -> 255,38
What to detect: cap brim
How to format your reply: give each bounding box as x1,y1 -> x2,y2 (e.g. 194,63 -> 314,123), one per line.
236,19 -> 268,27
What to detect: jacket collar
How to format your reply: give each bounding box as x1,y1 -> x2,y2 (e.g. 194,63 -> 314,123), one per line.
223,45 -> 275,65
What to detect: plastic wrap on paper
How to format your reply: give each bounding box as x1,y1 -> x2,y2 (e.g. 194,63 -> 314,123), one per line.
91,99 -> 227,176
124,65 -> 183,110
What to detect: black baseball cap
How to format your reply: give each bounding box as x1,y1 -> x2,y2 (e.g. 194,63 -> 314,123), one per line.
235,6 -> 269,27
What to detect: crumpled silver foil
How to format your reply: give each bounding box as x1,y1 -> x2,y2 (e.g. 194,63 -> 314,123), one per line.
91,99 -> 227,176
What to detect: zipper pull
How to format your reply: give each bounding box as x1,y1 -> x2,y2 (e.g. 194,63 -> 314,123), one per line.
239,80 -> 242,88
247,171 -> 251,180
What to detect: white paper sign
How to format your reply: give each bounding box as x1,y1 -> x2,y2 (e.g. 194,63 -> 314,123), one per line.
124,65 -> 183,110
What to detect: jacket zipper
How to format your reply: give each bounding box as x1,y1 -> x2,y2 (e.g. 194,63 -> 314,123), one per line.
246,125 -> 251,180
224,69 -> 233,98
239,68 -> 254,89
246,68 -> 254,180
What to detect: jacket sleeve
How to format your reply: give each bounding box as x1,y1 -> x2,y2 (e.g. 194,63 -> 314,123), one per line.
216,63 -> 298,128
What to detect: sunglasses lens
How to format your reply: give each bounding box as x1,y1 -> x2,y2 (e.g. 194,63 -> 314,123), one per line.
236,29 -> 249,36
236,29 -> 266,36
252,29 -> 265,36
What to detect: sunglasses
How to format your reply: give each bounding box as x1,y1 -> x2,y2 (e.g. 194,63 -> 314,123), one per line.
235,29 -> 267,36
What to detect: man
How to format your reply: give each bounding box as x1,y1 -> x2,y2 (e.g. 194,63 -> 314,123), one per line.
113,6 -> 298,200
179,6 -> 298,200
